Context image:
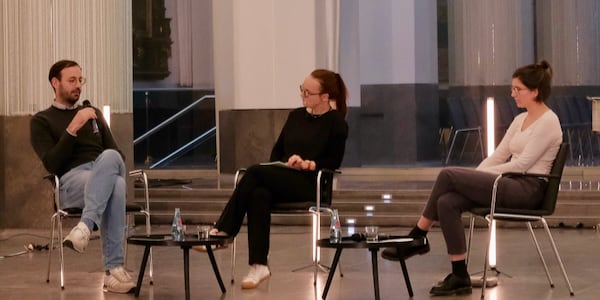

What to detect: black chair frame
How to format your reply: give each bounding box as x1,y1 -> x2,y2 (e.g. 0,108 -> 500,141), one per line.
466,143 -> 574,299
229,167 -> 341,285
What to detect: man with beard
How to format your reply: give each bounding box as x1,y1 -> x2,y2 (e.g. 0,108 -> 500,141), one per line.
30,60 -> 135,293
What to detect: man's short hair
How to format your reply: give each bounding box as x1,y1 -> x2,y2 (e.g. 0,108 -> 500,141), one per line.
48,60 -> 80,82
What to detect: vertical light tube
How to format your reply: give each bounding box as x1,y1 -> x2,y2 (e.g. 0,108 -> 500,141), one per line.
103,105 -> 111,128
486,96 -> 497,267
486,97 -> 495,156
489,220 -> 497,267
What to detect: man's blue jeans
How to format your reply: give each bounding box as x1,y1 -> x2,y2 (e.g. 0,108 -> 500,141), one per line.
59,149 -> 126,270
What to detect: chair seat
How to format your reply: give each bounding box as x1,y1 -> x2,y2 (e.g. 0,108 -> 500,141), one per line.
126,203 -> 144,212
61,207 -> 83,215
470,207 -> 553,218
62,204 -> 142,214
271,201 -> 330,212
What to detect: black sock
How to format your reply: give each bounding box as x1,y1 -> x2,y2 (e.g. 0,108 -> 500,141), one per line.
451,260 -> 469,278
408,225 -> 428,237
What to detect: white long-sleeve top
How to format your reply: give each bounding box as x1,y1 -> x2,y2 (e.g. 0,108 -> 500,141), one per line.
476,110 -> 562,175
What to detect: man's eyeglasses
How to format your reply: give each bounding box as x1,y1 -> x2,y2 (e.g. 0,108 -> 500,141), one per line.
511,86 -> 528,94
65,77 -> 87,86
299,85 -> 322,98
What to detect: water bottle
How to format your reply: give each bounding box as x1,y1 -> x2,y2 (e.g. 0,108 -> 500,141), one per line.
171,208 -> 183,241
329,209 -> 341,243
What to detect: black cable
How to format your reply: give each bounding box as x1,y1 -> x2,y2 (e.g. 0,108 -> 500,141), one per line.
0,233 -> 51,258
0,232 -> 49,242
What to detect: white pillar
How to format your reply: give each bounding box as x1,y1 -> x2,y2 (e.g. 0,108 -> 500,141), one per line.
213,0 -> 334,111
212,0 -> 338,171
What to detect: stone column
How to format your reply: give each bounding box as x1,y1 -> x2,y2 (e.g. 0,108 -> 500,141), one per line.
213,0 -> 334,172
345,0 -> 439,165
0,0 -> 132,228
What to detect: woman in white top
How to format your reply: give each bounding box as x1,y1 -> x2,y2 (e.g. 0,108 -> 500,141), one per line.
382,60 -> 562,296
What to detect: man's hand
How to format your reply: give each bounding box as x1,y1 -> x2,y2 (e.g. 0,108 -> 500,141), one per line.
66,107 -> 97,136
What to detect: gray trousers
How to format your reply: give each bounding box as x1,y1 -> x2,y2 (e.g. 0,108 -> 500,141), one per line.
422,167 -> 546,255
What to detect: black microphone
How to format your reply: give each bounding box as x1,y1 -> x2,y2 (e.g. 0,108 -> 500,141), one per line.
82,100 -> 99,135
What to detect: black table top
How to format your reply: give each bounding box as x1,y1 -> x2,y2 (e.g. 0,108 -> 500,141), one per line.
127,234 -> 233,247
317,235 -> 426,249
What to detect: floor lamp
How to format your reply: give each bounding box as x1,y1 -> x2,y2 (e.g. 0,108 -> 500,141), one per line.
472,97 -> 501,288
103,105 -> 111,127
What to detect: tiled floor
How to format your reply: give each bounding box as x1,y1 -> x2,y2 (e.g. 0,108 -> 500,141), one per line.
1,224 -> 599,300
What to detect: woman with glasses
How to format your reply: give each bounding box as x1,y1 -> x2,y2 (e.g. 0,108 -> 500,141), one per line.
382,60 -> 561,296
201,69 -> 348,289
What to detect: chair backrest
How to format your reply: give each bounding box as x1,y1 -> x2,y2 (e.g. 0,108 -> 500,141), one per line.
446,96 -> 469,130
271,169 -> 336,211
235,168 -> 337,212
539,143 -> 569,215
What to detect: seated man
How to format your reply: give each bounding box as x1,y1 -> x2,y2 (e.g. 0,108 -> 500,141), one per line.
30,59 -> 135,293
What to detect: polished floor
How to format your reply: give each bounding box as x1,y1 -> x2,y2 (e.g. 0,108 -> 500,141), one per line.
1,224 -> 599,300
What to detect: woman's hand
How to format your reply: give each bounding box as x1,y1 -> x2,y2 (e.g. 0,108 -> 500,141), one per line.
287,154 -> 316,171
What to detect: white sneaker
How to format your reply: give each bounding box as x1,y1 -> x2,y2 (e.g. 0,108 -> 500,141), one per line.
63,222 -> 90,253
104,266 -> 136,294
241,264 -> 271,289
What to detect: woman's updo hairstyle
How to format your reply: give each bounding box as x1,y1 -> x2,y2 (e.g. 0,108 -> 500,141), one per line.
512,60 -> 553,103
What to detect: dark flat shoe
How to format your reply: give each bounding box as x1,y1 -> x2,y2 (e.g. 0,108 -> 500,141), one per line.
430,273 -> 472,296
381,237 -> 430,261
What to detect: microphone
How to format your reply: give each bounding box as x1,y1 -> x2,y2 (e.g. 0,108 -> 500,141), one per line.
82,100 -> 99,134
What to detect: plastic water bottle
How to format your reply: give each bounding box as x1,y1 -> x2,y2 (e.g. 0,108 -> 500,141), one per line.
329,209 -> 341,243
171,208 -> 183,241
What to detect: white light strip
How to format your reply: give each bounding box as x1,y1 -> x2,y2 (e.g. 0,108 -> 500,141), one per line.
489,220 -> 497,267
486,96 -> 497,267
103,105 -> 111,128
364,205 -> 375,211
486,97 -> 495,156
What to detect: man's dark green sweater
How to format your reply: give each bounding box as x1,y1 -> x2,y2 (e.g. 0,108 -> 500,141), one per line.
30,105 -> 121,177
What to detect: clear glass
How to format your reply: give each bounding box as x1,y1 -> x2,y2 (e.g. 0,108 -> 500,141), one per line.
365,226 -> 378,242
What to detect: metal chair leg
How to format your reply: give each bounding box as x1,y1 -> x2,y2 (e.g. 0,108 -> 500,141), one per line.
466,216 -> 475,267
58,215 -> 65,289
47,213 -> 58,284
231,237 -> 236,283
526,222 -> 554,287
540,219 -> 575,295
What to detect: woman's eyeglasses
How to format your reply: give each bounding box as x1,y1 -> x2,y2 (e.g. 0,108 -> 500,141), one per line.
511,86 -> 528,94
299,85 -> 322,98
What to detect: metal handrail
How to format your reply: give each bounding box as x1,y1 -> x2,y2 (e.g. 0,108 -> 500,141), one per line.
150,127 -> 216,169
133,95 -> 215,145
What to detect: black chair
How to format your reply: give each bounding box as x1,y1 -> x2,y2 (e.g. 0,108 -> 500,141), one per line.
465,143 -> 574,299
445,96 -> 484,165
45,170 -> 153,289
229,167 -> 341,285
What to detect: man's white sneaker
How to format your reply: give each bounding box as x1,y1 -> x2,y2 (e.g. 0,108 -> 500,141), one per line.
104,266 -> 136,294
63,222 -> 90,253
241,264 -> 271,289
